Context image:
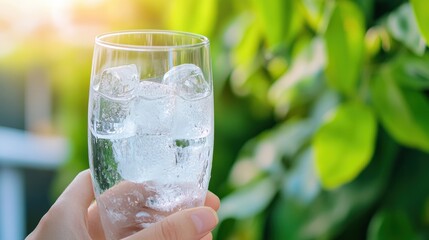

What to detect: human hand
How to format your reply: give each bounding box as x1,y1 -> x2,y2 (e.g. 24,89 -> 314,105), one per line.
26,170 -> 220,240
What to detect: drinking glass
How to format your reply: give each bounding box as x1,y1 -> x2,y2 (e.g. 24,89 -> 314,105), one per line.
87,30 -> 213,239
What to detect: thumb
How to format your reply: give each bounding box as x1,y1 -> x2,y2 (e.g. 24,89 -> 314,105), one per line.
124,207 -> 218,240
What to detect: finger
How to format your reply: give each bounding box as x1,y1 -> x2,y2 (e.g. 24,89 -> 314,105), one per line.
88,201 -> 106,240
55,169 -> 94,215
204,192 -> 220,211
124,207 -> 218,240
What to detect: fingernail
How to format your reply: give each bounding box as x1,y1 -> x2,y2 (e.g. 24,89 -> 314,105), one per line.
190,207 -> 218,234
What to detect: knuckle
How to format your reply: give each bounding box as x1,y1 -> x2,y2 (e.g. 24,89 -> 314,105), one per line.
157,218 -> 180,240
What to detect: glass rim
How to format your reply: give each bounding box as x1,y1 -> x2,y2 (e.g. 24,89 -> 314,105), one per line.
95,30 -> 210,51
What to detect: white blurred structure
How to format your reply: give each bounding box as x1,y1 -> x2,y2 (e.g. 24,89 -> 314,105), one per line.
0,127 -> 69,240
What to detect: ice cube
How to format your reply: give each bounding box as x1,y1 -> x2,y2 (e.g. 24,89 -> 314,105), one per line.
133,81 -> 175,135
162,64 -> 210,100
91,91 -> 136,137
97,64 -> 140,99
171,95 -> 213,139
172,136 -> 212,183
162,64 -> 212,138
90,64 -> 140,137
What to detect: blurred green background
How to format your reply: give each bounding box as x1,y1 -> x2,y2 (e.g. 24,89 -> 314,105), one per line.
1,0 -> 429,239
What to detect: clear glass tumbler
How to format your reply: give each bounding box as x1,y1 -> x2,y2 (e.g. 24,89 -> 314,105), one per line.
87,30 -> 213,239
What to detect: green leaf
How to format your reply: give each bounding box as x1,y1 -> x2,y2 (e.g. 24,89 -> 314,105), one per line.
386,3 -> 425,56
410,0 -> 429,45
313,102 -> 377,189
355,0 -> 374,24
371,66 -> 429,151
301,0 -> 325,31
231,14 -> 262,66
324,0 -> 365,96
218,177 -> 277,221
390,54 -> 429,90
368,210 -> 418,240
252,0 -> 303,48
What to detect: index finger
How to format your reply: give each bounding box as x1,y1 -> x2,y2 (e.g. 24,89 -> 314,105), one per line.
55,170 -> 94,215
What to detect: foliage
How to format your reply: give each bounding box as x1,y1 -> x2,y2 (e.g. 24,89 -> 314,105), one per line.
209,0 -> 429,239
